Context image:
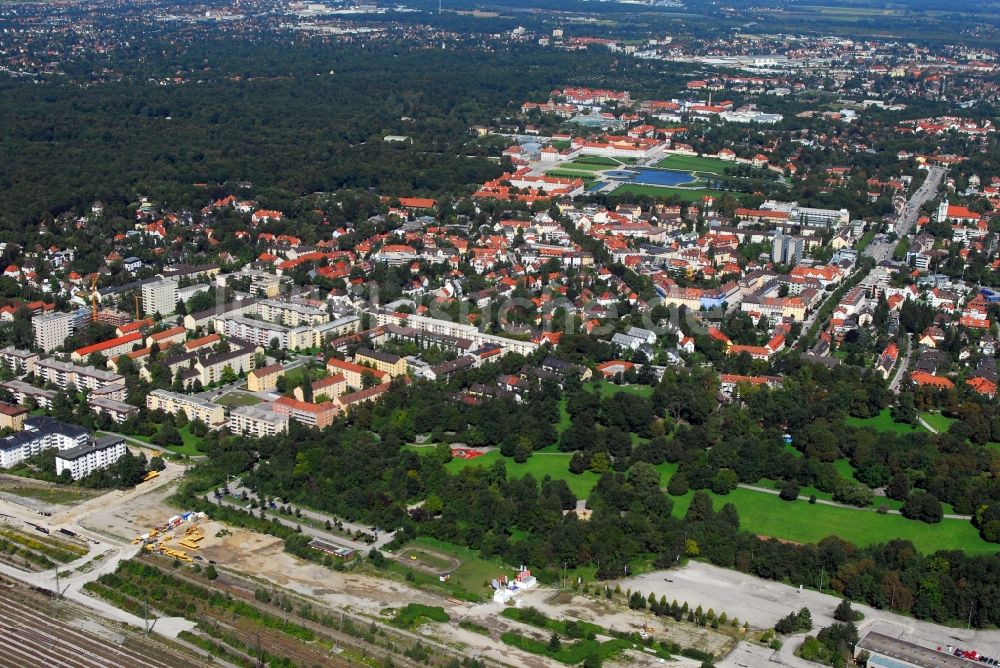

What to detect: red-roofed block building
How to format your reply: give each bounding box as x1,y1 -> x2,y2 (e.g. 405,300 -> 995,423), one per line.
272,397 -> 338,430
72,332 -> 143,362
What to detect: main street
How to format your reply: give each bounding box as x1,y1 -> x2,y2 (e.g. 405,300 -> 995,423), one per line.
895,166 -> 947,237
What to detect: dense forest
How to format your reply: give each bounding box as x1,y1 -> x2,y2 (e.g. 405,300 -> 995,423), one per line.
0,37 -> 691,231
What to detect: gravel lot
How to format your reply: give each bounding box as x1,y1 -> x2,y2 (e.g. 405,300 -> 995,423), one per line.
621,562 -> 1000,659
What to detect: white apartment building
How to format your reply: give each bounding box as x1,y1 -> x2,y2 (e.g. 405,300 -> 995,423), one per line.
142,279 -> 178,316
32,312 -> 74,353
0,417 -> 88,469
0,346 -> 39,375
213,315 -> 314,351
227,405 -> 289,437
34,358 -> 126,399
55,435 -> 127,480
258,299 -> 329,328
371,310 -> 538,356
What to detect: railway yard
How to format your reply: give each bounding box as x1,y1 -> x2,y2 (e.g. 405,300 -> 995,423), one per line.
0,577 -> 198,668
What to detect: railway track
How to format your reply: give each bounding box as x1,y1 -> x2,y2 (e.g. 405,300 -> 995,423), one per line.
134,554 -> 430,668
0,588 -> 190,668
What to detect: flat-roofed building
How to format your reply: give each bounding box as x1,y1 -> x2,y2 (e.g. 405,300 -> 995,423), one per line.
0,417 -> 88,469
355,348 -> 407,378
87,396 -> 138,424
0,346 -> 39,375
258,298 -> 329,327
141,279 -> 178,316
183,297 -> 258,331
228,405 -> 288,437
313,314 -> 362,342
32,311 -> 74,353
1,380 -> 56,409
214,315 -> 314,351
856,631 -> 985,668
371,310 -> 538,356
34,358 -> 126,399
147,389 -> 225,428
55,435 -> 127,480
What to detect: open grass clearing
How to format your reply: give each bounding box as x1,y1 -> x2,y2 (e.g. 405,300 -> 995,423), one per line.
585,380 -> 654,399
669,488 -> 996,554
444,449 -> 598,499
845,408 -> 928,434
920,411 -> 956,433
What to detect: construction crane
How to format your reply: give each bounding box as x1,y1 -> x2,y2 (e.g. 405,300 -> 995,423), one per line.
133,293 -> 141,320
89,274 -> 100,321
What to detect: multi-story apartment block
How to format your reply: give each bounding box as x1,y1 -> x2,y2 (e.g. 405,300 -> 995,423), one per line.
355,348 -> 407,378
227,405 -> 289,437
55,435 -> 127,480
146,389 -> 225,428
34,358 -> 126,399
141,279 -> 178,316
0,346 -> 39,375
0,417 -> 88,469
272,397 -> 337,430
32,312 -> 74,353
258,299 -> 330,328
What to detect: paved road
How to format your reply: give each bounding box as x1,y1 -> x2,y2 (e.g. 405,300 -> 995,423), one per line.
888,336 -> 913,394
206,479 -> 396,553
895,166 -> 947,237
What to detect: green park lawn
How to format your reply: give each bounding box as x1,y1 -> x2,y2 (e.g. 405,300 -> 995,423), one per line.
570,155 -> 621,167
168,425 -> 203,456
670,488 -> 995,555
845,408 -> 928,434
586,380 -> 654,399
920,411 -> 956,433
402,536 -> 505,599
445,450 -> 598,499
654,154 -> 732,174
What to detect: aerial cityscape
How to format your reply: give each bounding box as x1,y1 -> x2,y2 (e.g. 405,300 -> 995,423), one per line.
0,0 -> 999,666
